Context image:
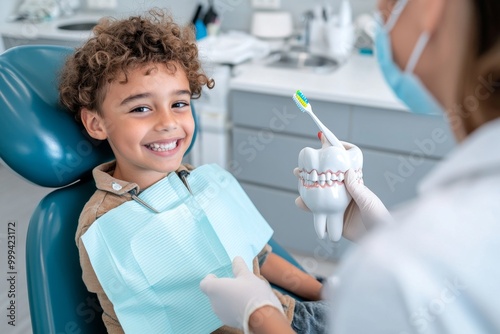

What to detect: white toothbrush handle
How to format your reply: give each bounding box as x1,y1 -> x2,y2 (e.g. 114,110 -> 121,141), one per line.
308,111 -> 344,149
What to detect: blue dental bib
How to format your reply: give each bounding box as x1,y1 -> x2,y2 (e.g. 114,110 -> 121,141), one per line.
81,164 -> 273,333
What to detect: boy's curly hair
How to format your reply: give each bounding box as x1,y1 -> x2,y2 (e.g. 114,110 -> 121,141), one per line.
59,9 -> 214,120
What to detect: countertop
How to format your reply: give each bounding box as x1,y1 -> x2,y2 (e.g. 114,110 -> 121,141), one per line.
230,53 -> 408,112
0,13 -> 101,42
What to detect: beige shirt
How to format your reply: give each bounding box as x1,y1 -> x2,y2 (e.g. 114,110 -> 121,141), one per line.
75,161 -> 295,334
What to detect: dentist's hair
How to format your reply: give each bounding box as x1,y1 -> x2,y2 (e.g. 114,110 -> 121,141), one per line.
460,0 -> 500,134
59,8 -> 214,120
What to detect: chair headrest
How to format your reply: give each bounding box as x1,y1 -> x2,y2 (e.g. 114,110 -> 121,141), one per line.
0,45 -> 113,187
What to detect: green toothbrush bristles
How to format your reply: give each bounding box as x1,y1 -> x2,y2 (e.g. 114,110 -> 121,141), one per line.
296,90 -> 309,105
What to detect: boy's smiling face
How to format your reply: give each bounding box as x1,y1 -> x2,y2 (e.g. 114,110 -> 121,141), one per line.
82,63 -> 194,189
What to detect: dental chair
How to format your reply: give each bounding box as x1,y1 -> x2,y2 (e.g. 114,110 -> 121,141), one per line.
0,45 -> 304,334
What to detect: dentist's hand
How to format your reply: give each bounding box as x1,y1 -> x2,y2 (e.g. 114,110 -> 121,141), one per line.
343,169 -> 393,237
294,168 -> 392,242
200,256 -> 284,333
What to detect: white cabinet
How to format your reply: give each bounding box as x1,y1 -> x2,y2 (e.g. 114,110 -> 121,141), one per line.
229,90 -> 456,259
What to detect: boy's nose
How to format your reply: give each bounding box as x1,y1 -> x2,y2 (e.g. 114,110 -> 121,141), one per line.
154,108 -> 178,131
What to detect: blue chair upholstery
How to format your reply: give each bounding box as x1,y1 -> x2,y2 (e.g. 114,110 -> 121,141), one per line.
0,45 -> 304,334
0,45 -> 113,187
26,179 -> 108,333
0,45 -> 113,333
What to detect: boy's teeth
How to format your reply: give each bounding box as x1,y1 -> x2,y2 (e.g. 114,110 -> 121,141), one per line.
147,141 -> 177,152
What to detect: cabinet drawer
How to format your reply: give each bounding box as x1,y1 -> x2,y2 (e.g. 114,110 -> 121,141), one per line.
351,105 -> 455,158
241,182 -> 352,261
230,90 -> 350,141
361,147 -> 439,209
231,128 -> 319,192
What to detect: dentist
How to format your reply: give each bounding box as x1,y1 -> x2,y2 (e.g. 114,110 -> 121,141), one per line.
201,0 -> 500,333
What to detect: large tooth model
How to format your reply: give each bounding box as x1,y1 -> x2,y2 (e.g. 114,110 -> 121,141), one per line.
292,89 -> 364,241
297,136 -> 363,242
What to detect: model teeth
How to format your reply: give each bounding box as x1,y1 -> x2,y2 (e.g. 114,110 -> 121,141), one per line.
147,141 -> 177,152
298,169 -> 361,188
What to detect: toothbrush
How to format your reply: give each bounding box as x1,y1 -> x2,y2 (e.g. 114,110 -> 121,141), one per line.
292,90 -> 345,150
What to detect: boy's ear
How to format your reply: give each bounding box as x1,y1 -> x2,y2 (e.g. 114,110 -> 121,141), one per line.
80,108 -> 108,140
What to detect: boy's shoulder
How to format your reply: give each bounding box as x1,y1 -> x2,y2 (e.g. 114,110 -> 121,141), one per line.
75,160 -> 139,243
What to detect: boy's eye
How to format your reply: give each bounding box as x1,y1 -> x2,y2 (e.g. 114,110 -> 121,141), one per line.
172,101 -> 189,109
131,106 -> 151,113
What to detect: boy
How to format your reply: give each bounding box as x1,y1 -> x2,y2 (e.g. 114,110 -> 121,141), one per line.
59,9 -> 327,334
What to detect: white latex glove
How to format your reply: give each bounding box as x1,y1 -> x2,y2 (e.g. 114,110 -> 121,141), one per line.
343,169 -> 393,231
294,168 -> 392,242
200,256 -> 284,334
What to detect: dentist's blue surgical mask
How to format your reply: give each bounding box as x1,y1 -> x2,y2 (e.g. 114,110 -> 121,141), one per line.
375,0 -> 444,115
